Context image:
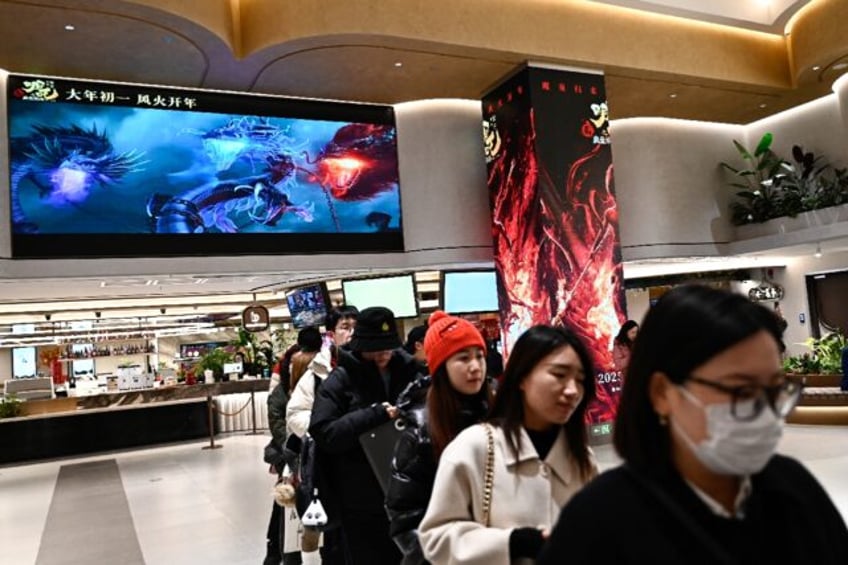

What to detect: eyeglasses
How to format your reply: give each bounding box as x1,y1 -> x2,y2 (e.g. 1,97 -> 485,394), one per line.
686,375 -> 804,422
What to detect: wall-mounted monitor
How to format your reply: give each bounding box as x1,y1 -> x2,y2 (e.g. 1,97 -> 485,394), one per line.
342,274 -> 418,318
12,347 -> 37,378
441,270 -> 500,315
286,282 -> 331,329
7,74 -> 403,258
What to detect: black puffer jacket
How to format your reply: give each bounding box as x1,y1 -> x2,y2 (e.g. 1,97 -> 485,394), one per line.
385,377 -> 489,565
267,382 -> 289,449
309,348 -> 425,518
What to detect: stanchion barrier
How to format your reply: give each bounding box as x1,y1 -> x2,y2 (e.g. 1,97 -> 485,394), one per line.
201,394 -> 252,450
201,394 -> 223,451
245,389 -> 261,436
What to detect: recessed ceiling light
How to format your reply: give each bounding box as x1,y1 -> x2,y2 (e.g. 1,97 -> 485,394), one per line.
812,65 -> 821,71
668,93 -> 678,99
64,24 -> 75,31
834,62 -> 848,71
394,62 -> 403,68
759,103 -> 768,109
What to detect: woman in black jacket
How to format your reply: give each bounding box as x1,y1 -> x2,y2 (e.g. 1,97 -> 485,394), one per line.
386,310 -> 492,565
538,285 -> 848,564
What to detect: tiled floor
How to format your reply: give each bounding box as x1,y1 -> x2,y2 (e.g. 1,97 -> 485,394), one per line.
1,424 -> 846,565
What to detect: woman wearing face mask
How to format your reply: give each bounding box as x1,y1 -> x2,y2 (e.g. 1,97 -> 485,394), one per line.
418,325 -> 598,565
538,285 -> 848,565
386,311 -> 492,565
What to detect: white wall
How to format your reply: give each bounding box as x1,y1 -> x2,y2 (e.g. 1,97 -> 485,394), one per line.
610,118 -> 744,260
394,99 -> 492,257
746,95 -> 848,168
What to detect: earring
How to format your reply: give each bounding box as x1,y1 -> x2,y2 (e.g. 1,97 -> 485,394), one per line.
658,413 -> 669,426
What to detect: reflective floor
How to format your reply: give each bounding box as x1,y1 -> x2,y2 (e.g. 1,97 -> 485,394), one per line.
1,424 -> 846,565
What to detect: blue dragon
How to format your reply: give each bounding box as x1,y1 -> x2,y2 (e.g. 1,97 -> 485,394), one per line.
10,124 -> 146,233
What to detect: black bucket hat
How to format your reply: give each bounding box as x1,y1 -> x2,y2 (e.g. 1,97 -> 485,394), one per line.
348,306 -> 402,352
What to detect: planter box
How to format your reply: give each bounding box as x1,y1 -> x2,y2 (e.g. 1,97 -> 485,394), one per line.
734,203 -> 848,240
790,373 -> 843,387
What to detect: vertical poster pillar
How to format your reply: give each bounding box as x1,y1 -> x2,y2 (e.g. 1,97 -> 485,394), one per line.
482,65 -> 627,440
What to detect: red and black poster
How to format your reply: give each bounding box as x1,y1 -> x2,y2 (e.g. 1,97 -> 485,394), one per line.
482,65 -> 627,435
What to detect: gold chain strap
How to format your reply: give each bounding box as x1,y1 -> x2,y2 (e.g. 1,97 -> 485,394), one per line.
482,423 -> 495,527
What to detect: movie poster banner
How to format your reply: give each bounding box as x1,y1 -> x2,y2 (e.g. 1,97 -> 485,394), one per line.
482,65 -> 627,437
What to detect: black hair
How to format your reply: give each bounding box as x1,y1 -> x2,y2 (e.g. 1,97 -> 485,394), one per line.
326,305 -> 359,332
614,319 -> 639,347
403,324 -> 428,354
277,343 -> 301,392
489,325 -> 596,480
428,363 -> 492,460
297,326 -> 323,353
613,284 -> 785,475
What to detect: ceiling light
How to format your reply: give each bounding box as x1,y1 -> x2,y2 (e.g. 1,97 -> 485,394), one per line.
812,66 -> 821,71
759,103 -> 768,109
668,93 -> 678,99
394,62 -> 403,68
64,24 -> 75,31
834,63 -> 848,71
814,243 -> 822,258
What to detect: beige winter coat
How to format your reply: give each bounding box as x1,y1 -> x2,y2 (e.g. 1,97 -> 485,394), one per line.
418,423 -> 598,565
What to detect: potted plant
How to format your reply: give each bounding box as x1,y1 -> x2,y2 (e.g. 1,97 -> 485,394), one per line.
720,132 -> 786,225
721,133 -> 848,226
783,332 -> 847,386
0,394 -> 23,419
194,347 -> 233,383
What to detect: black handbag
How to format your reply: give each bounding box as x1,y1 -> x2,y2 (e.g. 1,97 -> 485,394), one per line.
359,418 -> 406,495
295,433 -> 339,531
294,375 -> 339,531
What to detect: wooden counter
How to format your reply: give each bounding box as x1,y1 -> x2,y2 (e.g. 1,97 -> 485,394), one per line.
0,379 -> 270,465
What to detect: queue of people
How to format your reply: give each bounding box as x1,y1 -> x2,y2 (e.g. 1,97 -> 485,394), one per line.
262,285 -> 847,565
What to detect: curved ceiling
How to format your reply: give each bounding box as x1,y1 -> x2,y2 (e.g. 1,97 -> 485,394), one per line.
1,0 -> 847,311
1,0 -> 846,122
590,0 -> 809,32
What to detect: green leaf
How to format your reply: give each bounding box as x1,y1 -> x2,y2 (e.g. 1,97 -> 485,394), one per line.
720,162 -> 739,174
733,140 -> 753,161
754,133 -> 773,157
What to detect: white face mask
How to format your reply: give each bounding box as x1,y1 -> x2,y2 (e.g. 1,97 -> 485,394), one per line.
672,385 -> 783,475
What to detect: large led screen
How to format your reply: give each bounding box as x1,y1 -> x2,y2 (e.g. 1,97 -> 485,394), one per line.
342,274 -> 418,318
7,74 -> 403,258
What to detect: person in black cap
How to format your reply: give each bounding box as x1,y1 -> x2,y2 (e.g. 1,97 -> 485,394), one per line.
309,306 -> 426,565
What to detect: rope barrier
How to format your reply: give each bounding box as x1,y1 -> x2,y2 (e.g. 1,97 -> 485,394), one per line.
212,396 -> 253,417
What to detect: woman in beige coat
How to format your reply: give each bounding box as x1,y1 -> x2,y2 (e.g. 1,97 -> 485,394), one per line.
418,325 -> 599,565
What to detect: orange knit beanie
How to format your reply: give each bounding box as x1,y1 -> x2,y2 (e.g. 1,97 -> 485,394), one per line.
424,310 -> 487,372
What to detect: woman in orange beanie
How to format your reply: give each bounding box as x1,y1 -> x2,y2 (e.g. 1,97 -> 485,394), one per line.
419,325 -> 599,565
386,310 -> 491,565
